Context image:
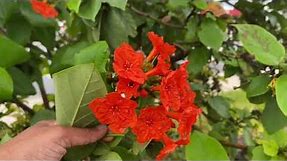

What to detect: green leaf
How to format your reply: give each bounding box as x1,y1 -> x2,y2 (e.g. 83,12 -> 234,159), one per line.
198,19 -> 226,50
185,19 -> 199,42
93,142 -> 110,156
67,0 -> 82,13
185,131 -> 229,160
64,144 -> 97,160
50,42 -> 90,73
78,0 -> 101,20
54,63 -> 107,127
246,75 -> 271,98
262,97 -> 287,134
193,0 -> 208,9
31,109 -> 56,125
0,133 -> 12,144
0,35 -> 30,68
7,67 -> 36,96
5,14 -> 31,45
113,146 -> 138,160
252,146 -> 271,160
32,26 -> 56,50
74,41 -> 110,73
275,74 -> 287,116
99,151 -> 122,160
262,140 -> 279,157
188,47 -> 210,75
264,129 -> 287,148
0,0 -> 18,27
167,0 -> 189,9
101,0 -> 127,10
207,96 -> 230,118
132,141 -> 151,155
234,24 -> 285,66
101,7 -> 137,49
0,67 -> 13,101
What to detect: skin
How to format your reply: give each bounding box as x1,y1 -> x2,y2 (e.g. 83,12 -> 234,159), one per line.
0,120 -> 108,160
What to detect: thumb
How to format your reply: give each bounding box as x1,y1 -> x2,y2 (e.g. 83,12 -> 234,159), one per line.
60,125 -> 108,147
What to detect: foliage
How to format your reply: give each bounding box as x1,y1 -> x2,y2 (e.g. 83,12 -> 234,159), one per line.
1,0 -> 287,160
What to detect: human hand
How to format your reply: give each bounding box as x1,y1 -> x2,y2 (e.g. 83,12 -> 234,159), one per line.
0,120 -> 108,160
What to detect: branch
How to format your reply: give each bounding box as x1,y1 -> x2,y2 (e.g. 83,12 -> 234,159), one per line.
128,5 -> 185,29
38,81 -> 50,109
220,140 -> 247,150
13,99 -> 34,115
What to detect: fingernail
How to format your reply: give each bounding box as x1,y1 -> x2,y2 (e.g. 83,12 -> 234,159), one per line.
97,124 -> 108,130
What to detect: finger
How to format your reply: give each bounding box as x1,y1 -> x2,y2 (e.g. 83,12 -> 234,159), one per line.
35,120 -> 57,127
60,125 -> 108,147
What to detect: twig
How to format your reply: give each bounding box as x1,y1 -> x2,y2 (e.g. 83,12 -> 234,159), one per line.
38,81 -> 50,109
13,99 -> 34,115
128,5 -> 184,29
220,140 -> 248,150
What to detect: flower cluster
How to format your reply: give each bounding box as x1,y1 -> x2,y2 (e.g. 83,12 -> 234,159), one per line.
30,0 -> 58,18
89,32 -> 202,160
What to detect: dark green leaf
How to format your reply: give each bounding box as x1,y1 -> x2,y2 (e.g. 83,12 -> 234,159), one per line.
275,74 -> 287,116
185,17 -> 199,42
112,146 -> 138,160
262,97 -> 287,134
7,67 -> 36,96
234,24 -> 285,66
32,26 -> 56,50
101,7 -> 137,49
74,41 -> 110,73
246,75 -> 271,98
0,67 -> 13,101
167,0 -> 189,9
31,109 -> 56,125
0,35 -> 30,68
207,96 -> 230,118
0,0 -> 18,27
198,19 -> 226,50
78,0 -> 101,20
188,47 -> 210,75
185,131 -> 229,160
64,144 -> 97,160
101,0 -> 127,10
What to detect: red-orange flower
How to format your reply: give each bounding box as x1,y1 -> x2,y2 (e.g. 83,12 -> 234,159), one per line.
160,62 -> 191,111
30,0 -> 58,18
113,43 -> 146,84
146,56 -> 171,77
89,92 -> 137,134
117,77 -> 140,99
146,32 -> 176,61
156,134 -> 178,160
176,106 -> 202,145
132,107 -> 172,143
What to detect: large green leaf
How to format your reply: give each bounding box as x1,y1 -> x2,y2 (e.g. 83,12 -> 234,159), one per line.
67,0 -> 82,13
262,97 -> 287,134
74,41 -> 110,73
78,0 -> 102,20
275,74 -> 287,116
0,67 -> 13,101
187,47 -> 210,75
101,7 -> 137,49
54,63 -> 107,127
246,75 -> 271,98
50,42 -> 90,73
7,67 -> 36,96
252,146 -> 271,160
5,14 -> 31,45
262,140 -> 279,157
0,0 -> 18,27
185,131 -> 229,160
0,35 -> 30,68
101,0 -> 127,10
207,96 -> 230,118
198,19 -> 226,50
234,24 -> 285,66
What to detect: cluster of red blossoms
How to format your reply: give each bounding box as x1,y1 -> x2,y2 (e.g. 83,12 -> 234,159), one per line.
30,0 -> 58,18
89,32 -> 202,160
